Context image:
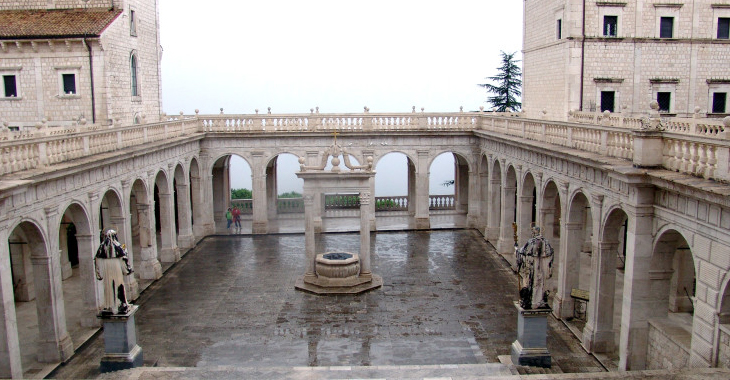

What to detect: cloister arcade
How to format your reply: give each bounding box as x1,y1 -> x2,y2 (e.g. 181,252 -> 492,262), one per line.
0,115 -> 727,377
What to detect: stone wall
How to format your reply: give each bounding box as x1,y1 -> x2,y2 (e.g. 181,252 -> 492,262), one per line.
720,325 -> 730,369
646,319 -> 690,370
99,0 -> 162,125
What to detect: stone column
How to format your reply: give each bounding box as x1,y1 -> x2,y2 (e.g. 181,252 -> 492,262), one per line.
518,195 -> 533,243
368,176 -> 376,231
0,227 -> 23,378
190,171 -> 205,239
175,181 -> 194,250
407,159 -> 416,216
266,163 -> 278,220
75,233 -> 101,328
487,176 -> 501,242
554,221 -> 582,319
552,182 -> 571,318
303,194 -> 316,282
198,152 -> 216,236
111,215 -> 138,300
414,149 -> 430,229
252,152 -> 268,234
466,168 -> 479,228
157,192 -> 180,263
35,208 -> 74,362
359,191 -> 372,277
136,204 -> 161,280
496,173 -> 517,255
618,186 -> 655,371
582,241 -> 618,353
58,223 -> 72,280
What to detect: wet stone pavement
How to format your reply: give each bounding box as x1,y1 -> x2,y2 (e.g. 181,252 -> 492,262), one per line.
50,230 -> 603,378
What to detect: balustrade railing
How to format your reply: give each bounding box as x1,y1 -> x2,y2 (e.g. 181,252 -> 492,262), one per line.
375,196 -> 408,211
429,195 -> 455,210
230,199 -> 253,214
277,198 -> 304,213
324,194 -> 360,209
2,110 -> 728,183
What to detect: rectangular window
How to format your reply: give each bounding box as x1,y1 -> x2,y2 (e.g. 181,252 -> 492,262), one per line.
557,19 -> 562,39
601,91 -> 615,112
718,18 -> 730,39
3,75 -> 17,97
657,92 -> 671,112
712,92 -> 727,113
603,16 -> 618,37
660,17 -> 674,38
62,73 -> 76,94
130,9 -> 137,36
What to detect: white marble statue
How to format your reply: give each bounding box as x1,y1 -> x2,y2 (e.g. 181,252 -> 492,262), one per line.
94,230 -> 134,315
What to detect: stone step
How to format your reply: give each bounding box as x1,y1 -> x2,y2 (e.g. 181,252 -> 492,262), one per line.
94,364 -> 730,380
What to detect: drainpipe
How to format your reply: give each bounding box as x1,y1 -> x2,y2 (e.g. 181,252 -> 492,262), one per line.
579,0 -> 586,111
83,38 -> 97,124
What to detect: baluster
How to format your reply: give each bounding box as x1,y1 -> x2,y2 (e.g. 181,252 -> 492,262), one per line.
696,144 -> 707,177
664,139 -> 675,169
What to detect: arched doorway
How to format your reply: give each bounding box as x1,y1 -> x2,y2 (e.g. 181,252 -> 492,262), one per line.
212,154 -> 253,233
189,158 -> 205,238
174,164 -> 194,249
265,153 -> 304,232
374,152 -> 413,227
130,179 -> 161,280
429,152 -> 469,228
154,171 -> 179,263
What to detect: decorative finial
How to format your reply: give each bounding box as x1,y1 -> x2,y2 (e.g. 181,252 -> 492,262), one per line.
412,106 -> 416,113
316,106 -> 319,114
331,130 -> 340,145
479,106 -> 484,112
179,111 -> 184,116
460,106 -> 463,112
310,108 -> 314,114
195,109 -> 199,115
421,107 -> 425,113
268,107 -> 271,114
220,108 -> 224,114
255,109 -> 259,114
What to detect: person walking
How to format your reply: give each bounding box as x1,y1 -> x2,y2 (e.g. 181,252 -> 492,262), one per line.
232,206 -> 241,232
225,207 -> 233,232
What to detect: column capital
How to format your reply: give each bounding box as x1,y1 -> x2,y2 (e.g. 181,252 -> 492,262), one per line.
44,206 -> 58,217
121,179 -> 131,189
591,193 -> 604,207
359,191 -> 371,206
88,191 -> 99,203
416,149 -> 429,157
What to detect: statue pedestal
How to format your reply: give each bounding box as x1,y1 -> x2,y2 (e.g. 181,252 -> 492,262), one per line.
511,302 -> 551,368
98,305 -> 143,373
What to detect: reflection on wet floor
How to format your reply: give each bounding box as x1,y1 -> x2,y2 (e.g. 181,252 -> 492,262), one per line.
50,230 -> 604,379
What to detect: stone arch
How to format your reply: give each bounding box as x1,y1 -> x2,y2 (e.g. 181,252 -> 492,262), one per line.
517,171 -> 537,243
264,152 -> 305,220
8,219 -> 73,367
555,190 -> 593,324
374,152 -> 414,214
154,170 -> 179,263
478,154 -> 490,234
58,202 -> 99,329
100,188 -> 125,238
494,163 -> 518,257
372,150 -> 417,169
582,205 -> 630,355
428,151 -> 470,218
189,157 -> 205,239
487,158 -> 503,242
129,178 -> 161,280
173,163 -> 194,249
718,274 -> 730,368
211,154 -> 252,233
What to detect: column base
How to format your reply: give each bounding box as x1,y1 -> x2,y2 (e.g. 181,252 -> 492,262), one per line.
37,334 -> 74,363
177,233 -> 195,250
125,277 -> 139,301
160,247 -> 180,263
415,217 -> 430,230
61,261 -> 73,280
551,294 -> 574,320
138,258 -> 162,280
511,340 -> 551,368
252,221 -> 268,234
582,324 -> 615,353
100,345 -> 143,373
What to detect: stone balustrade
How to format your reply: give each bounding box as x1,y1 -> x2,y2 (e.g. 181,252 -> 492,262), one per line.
2,110 -> 729,183
429,195 -> 455,210
375,196 -> 408,211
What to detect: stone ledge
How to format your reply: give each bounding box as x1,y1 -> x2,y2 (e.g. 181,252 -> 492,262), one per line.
295,274 -> 383,295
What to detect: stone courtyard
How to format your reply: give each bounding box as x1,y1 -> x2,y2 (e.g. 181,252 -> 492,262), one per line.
50,230 -> 605,379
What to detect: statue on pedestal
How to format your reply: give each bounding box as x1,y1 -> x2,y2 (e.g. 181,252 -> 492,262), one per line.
514,225 -> 554,309
95,230 -> 134,315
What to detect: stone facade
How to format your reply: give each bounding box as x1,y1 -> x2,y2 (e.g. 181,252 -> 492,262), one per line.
0,0 -> 162,129
523,0 -> 730,120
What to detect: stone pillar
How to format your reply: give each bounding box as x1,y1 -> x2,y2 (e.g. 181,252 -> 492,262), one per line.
554,221 -> 582,319
75,233 -> 101,328
0,227 -> 23,379
58,223 -> 72,280
135,204 -> 161,280
466,168 -> 479,228
303,194 -> 316,282
34,209 -> 74,362
632,130 -> 663,168
414,149 -> 430,229
618,186 -> 655,371
583,242 -> 618,353
368,175 -> 376,231
175,181 -> 194,250
266,163 -> 278,220
359,191 -> 372,277
689,299 -> 716,367
211,164 -> 228,234
198,152 -> 216,236
190,171 -> 205,239
497,172 -> 517,256
110,215 -> 138,300
157,192 -> 180,263
487,176 -> 501,242
9,240 -> 33,302
552,182 -> 571,318
455,160 -> 469,213
252,152 -> 268,234
407,159 -> 416,216
518,195 -> 533,243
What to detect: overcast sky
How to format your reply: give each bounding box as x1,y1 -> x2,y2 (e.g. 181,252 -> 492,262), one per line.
157,1 -> 524,194
158,0 -> 524,115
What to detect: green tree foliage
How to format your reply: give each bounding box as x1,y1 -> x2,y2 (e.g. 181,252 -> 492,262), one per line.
479,51 -> 522,112
278,191 -> 303,198
231,188 -> 252,199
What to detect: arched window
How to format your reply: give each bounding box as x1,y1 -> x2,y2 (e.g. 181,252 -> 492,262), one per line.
131,52 -> 139,97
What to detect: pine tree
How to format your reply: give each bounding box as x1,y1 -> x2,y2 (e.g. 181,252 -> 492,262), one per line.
479,51 -> 522,112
